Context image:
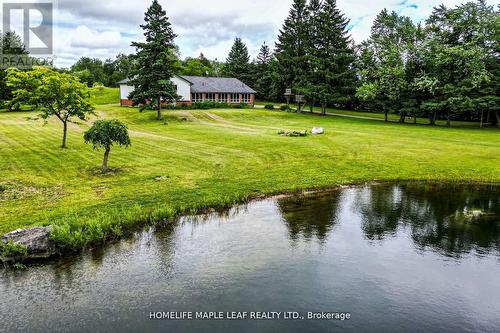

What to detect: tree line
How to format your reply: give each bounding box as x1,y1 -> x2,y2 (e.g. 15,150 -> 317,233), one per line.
67,0 -> 500,127
1,0 -> 498,127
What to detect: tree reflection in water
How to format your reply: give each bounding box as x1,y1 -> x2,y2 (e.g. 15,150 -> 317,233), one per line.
276,191 -> 341,243
356,183 -> 500,257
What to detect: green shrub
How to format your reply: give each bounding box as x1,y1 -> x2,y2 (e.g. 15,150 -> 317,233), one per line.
280,105 -> 292,112
164,102 -> 248,110
265,104 -> 275,110
0,241 -> 28,261
232,103 -> 248,109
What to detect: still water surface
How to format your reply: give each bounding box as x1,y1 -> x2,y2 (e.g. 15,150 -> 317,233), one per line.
1,183 -> 500,332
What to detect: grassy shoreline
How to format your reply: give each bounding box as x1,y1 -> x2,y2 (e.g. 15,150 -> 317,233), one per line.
1,104 -> 499,252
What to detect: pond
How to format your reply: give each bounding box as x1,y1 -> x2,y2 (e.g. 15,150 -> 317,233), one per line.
1,183 -> 500,332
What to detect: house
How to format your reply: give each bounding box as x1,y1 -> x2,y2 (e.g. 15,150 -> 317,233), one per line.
118,75 -> 256,107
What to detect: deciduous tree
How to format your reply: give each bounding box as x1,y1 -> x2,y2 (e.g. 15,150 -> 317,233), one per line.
84,119 -> 131,173
0,31 -> 29,109
6,66 -> 94,148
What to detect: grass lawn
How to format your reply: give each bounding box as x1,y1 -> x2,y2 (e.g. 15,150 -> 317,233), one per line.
256,101 -> 486,128
1,104 -> 499,248
90,87 -> 120,105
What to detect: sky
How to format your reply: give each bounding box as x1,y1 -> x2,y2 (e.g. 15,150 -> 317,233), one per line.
1,0 -> 493,67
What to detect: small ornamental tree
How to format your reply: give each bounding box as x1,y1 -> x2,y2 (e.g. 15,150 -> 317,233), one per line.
84,119 -> 131,173
6,66 -> 94,148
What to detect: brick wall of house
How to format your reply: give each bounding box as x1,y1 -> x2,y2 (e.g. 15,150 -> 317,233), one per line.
120,94 -> 253,107
120,99 -> 134,106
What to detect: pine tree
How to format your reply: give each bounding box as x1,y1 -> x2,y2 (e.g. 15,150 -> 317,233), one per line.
275,0 -> 310,93
1,31 -> 28,55
303,0 -> 322,111
224,37 -> 251,85
128,0 -> 178,120
308,0 -> 357,113
254,43 -> 274,100
256,43 -> 272,66
198,53 -> 211,68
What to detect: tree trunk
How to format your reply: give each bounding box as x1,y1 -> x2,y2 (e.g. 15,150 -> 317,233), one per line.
446,110 -> 451,127
486,110 -> 491,123
399,112 -> 406,123
480,110 -> 484,128
61,121 -> 68,148
495,110 -> 500,129
157,97 -> 162,120
321,103 -> 326,115
429,112 -> 436,125
413,113 -> 417,124
102,147 -> 111,174
384,110 -> 388,122
310,99 -> 314,113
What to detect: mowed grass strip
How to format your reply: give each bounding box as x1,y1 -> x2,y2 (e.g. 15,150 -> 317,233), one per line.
0,106 -> 499,239
255,101 -> 488,128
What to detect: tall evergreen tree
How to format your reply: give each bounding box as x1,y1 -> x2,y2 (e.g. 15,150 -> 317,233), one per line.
256,43 -> 273,66
223,37 -> 251,85
275,0 -> 310,93
128,0 -> 178,120
254,43 -> 274,100
307,0 -> 357,112
1,31 -> 28,55
303,0 -> 322,111
198,53 -> 211,68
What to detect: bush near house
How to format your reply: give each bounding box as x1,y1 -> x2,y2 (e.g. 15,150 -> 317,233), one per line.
164,102 -> 250,110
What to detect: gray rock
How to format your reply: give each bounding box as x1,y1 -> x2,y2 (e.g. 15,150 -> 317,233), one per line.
1,226 -> 54,260
278,130 -> 308,137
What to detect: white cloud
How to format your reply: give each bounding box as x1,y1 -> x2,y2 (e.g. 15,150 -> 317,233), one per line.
70,26 -> 123,49
36,0 -> 497,67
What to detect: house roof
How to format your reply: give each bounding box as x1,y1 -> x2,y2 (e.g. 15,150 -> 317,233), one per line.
182,76 -> 256,94
119,75 -> 256,94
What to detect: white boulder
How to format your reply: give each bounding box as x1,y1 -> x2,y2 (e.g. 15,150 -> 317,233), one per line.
312,127 -> 324,135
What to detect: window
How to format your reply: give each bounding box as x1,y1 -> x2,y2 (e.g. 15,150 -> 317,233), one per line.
231,93 -> 240,103
192,93 -> 203,102
206,93 -> 215,102
242,94 -> 251,103
219,93 -> 228,103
